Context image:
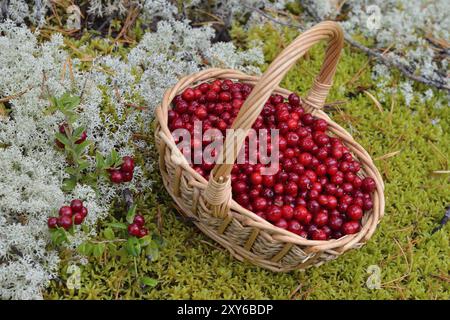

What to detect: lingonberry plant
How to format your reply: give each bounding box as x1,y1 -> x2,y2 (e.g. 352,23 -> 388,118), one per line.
77,202 -> 160,287
169,79 -> 377,240
49,93 -> 92,191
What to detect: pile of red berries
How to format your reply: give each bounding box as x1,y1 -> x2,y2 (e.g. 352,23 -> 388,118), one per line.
109,156 -> 135,184
168,79 -> 377,240
55,123 -> 87,148
47,199 -> 88,230
127,214 -> 148,238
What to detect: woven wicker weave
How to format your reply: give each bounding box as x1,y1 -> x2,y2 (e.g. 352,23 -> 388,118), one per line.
155,21 -> 385,272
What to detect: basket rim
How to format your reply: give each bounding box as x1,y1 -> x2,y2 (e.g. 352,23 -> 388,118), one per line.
155,68 -> 385,251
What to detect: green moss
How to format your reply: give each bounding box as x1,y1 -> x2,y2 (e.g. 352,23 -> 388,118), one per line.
45,23 -> 449,300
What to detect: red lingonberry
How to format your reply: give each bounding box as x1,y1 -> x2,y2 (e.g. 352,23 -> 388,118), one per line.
47,217 -> 58,229
139,228 -> 149,238
110,170 -> 123,183
128,223 -> 141,237
281,205 -> 294,220
70,199 -> 83,213
73,212 -> 84,225
133,214 -> 145,227
314,211 -> 329,227
347,205 -> 363,220
275,219 -> 288,230
311,229 -> 327,240
58,215 -> 72,230
361,177 -> 376,193
59,206 -> 72,217
288,220 -> 303,235
342,221 -> 360,235
80,207 -> 88,218
266,206 -> 282,222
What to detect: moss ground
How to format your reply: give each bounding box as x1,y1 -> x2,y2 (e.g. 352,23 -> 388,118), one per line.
45,24 -> 449,300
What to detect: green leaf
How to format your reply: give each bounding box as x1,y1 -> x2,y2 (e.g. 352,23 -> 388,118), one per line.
93,243 -> 106,258
138,235 -> 152,247
126,204 -> 137,224
78,242 -> 93,256
60,93 -> 80,110
141,277 -> 158,287
51,228 -> 68,245
55,132 -> 70,146
111,148 -> 119,163
77,160 -> 90,171
126,237 -> 141,257
62,177 -> 77,191
67,113 -> 79,124
65,167 -> 77,175
96,152 -> 105,169
103,227 -> 115,240
74,140 -> 90,155
108,222 -> 128,230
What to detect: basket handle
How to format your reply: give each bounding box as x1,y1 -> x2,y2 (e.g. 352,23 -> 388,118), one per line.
205,21 -> 344,217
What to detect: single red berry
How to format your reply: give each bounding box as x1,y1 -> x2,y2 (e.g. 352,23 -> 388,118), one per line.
58,215 -> 72,230
253,197 -> 268,211
275,219 -> 288,230
281,205 -> 294,220
80,206 -> 88,218
286,132 -> 300,147
110,170 -> 123,183
288,93 -> 300,107
313,119 -> 328,132
302,114 -> 314,125
122,171 -> 133,182
329,215 -> 344,231
133,214 -> 145,227
300,137 -> 315,151
266,206 -> 282,222
285,181 -> 298,197
194,106 -> 208,120
361,177 -> 376,193
347,205 -> 363,220
206,90 -> 218,102
232,181 -> 247,193
288,220 -> 303,235
73,212 -> 84,225
342,221 -> 360,235
262,175 -> 275,187
121,156 -> 135,173
293,205 -> 308,223
70,199 -> 83,213
59,206 -> 72,217
235,193 -> 250,206
311,229 -> 327,240
219,91 -> 232,102
314,211 -> 329,227
250,172 -> 263,185
182,88 -> 196,101
363,198 -> 373,211
128,223 -> 141,237
47,217 -> 58,229
139,228 -> 149,238
199,83 -> 210,93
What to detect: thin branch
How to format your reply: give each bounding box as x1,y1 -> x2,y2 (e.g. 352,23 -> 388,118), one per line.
248,4 -> 449,92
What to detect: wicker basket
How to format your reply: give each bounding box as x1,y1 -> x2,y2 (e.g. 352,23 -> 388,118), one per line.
155,21 -> 385,272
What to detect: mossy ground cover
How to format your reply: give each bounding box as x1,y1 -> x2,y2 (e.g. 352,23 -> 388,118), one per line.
45,23 -> 449,300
